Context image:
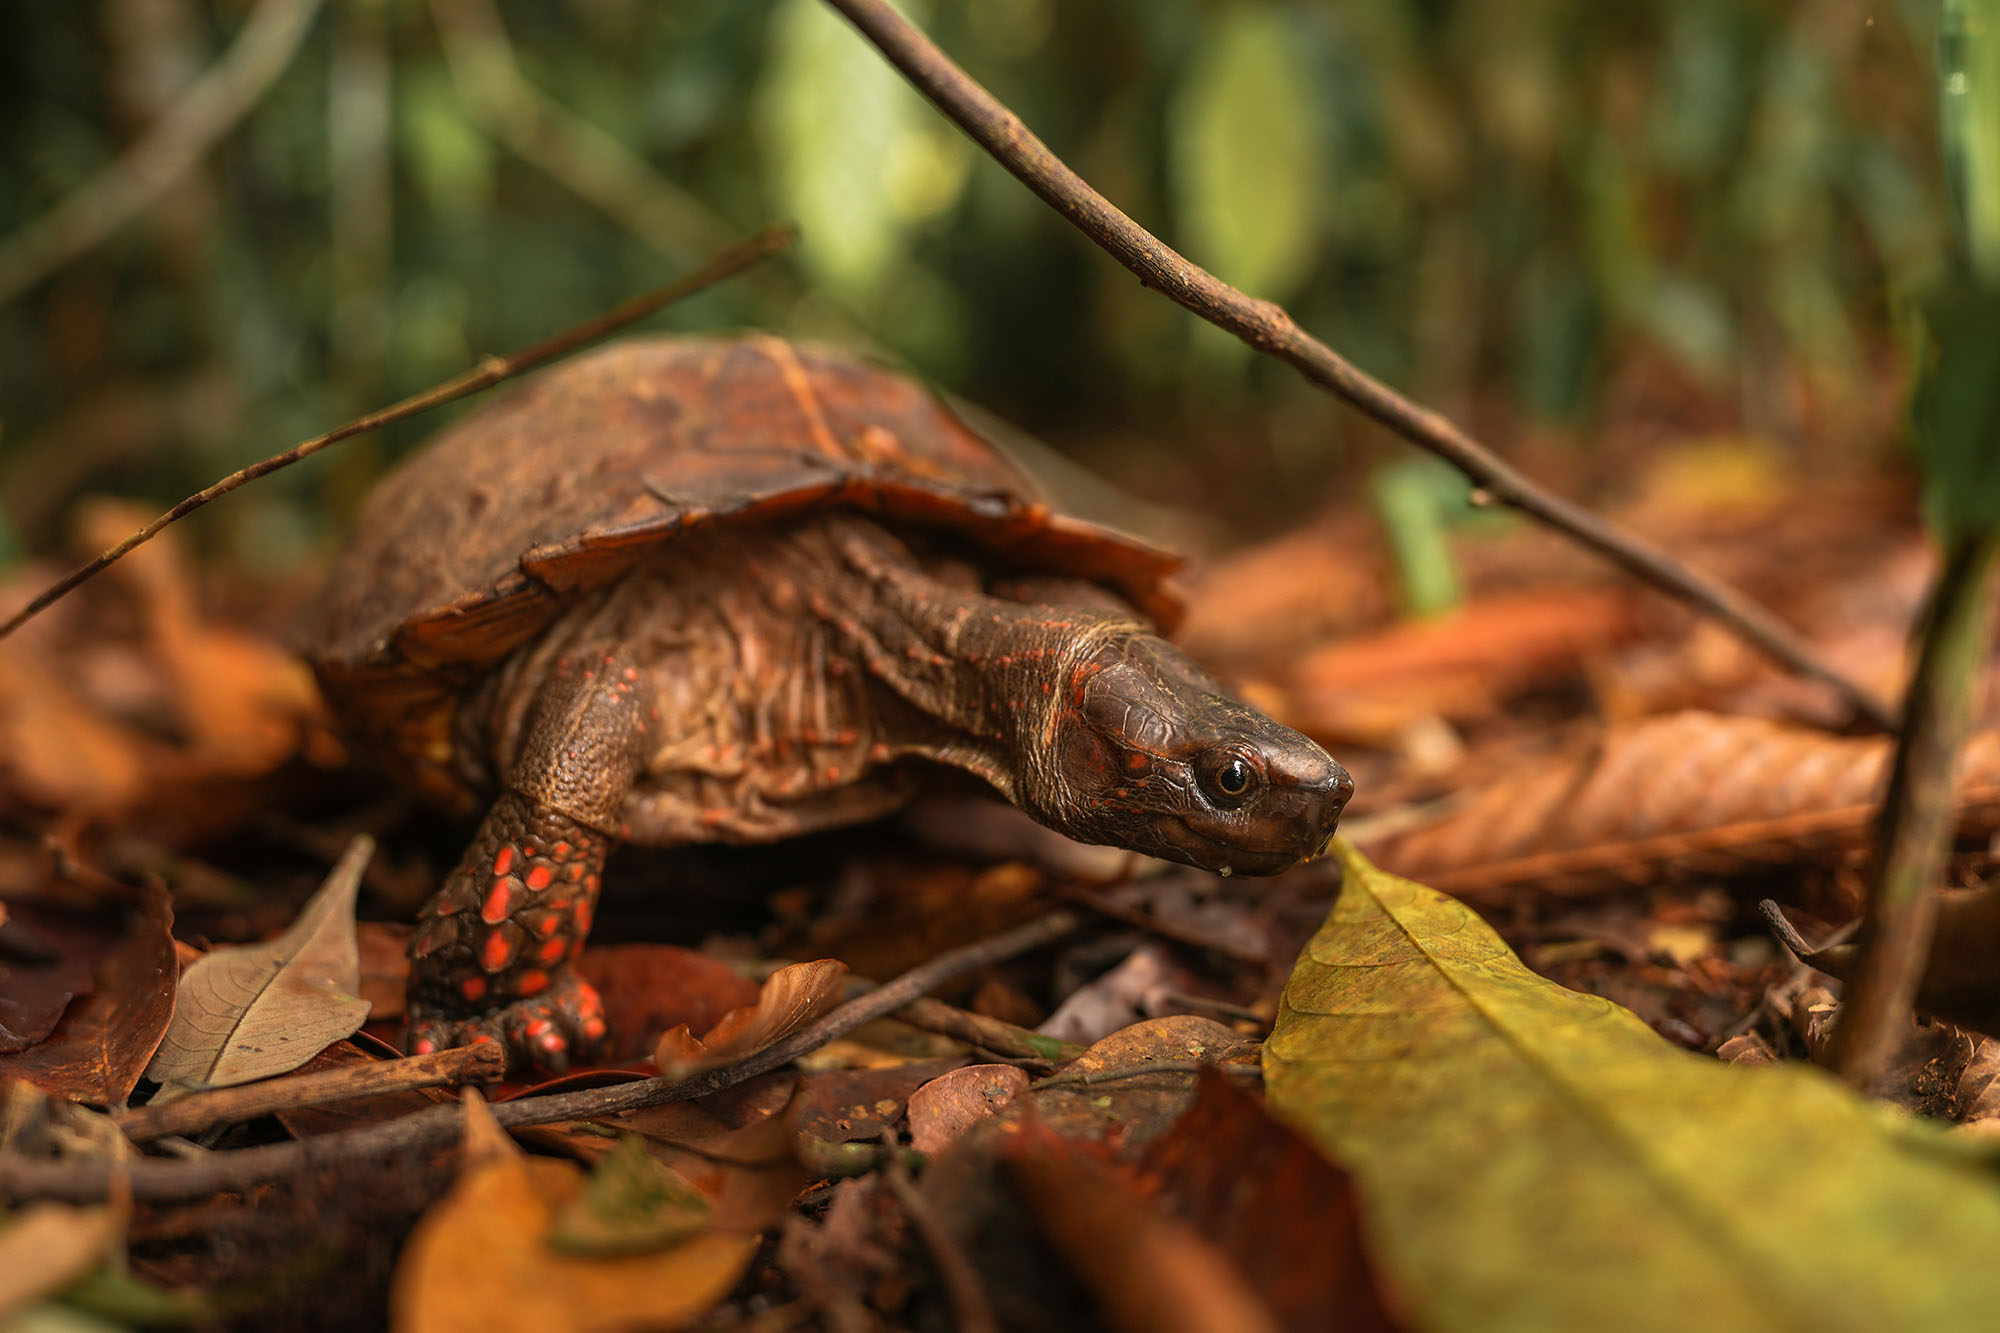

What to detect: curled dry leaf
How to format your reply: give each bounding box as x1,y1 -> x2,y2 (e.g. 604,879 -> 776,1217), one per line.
1358,713 -> 2000,900
0,883 -> 177,1104
393,1091 -> 757,1333
1267,843 -> 2000,1332
653,958 -> 848,1078
144,837 -> 373,1099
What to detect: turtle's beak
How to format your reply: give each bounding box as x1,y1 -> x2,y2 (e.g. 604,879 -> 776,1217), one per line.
1259,743 -> 1354,865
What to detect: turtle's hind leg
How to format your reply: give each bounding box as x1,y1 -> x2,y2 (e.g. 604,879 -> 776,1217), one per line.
405,652 -> 652,1074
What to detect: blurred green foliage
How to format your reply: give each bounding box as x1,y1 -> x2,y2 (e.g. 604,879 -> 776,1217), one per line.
0,0 -> 1952,570
1911,0 -> 2000,545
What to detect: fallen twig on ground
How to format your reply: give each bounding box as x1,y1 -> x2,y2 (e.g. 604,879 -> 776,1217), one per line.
112,1044 -> 505,1145
0,911 -> 1079,1203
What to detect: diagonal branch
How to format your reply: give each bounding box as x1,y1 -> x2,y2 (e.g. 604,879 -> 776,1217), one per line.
0,225 -> 795,641
0,0 -> 326,306
820,0 -> 1895,734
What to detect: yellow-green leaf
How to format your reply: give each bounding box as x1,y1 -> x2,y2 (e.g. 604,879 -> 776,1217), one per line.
1266,843 -> 2000,1333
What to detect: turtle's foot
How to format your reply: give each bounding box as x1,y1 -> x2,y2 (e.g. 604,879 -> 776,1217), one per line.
406,972 -> 608,1076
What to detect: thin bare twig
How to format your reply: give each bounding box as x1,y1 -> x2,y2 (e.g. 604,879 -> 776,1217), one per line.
0,910 -> 1079,1203
0,224 -> 795,641
112,1044 -> 504,1145
820,0 -> 1896,734
0,0 -> 325,305
895,996 -> 1081,1065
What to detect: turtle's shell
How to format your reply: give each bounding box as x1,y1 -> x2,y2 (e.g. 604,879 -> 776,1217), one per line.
310,335 -> 1182,810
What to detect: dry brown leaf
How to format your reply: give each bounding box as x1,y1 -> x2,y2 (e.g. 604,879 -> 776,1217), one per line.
653,958 -> 847,1078
393,1092 -> 758,1333
908,1064 -> 1031,1155
145,838 -> 372,1098
1282,588 -> 1641,741
1132,1070 -> 1405,1333
1358,713 -> 2000,900
0,883 -> 177,1104
1034,1016 -> 1257,1148
1004,1115 -> 1284,1333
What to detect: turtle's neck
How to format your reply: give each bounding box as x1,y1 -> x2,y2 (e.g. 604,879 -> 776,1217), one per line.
811,514 -> 1148,805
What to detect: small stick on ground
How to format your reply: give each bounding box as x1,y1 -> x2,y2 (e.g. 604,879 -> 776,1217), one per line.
819,0 -> 1894,735
0,910 -> 1079,1203
0,224 -> 795,641
113,1044 -> 505,1145
895,996 -> 1081,1066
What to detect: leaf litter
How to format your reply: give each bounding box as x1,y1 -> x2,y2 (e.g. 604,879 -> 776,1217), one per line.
7,441 -> 2000,1332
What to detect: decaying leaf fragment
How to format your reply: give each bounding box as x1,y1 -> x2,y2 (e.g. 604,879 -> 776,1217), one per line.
653,958 -> 847,1078
392,1092 -> 756,1333
144,837 -> 374,1099
0,882 -> 177,1104
1266,842 -> 2000,1333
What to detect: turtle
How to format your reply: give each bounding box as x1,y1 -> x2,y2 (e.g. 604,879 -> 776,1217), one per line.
309,335 -> 1353,1071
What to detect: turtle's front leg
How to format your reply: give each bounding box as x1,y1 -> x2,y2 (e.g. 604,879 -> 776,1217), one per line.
405,653 -> 651,1073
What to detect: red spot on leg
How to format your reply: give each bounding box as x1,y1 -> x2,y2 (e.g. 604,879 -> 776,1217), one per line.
539,936 -> 567,964
492,845 -> 514,876
525,865 -> 553,891
413,1038 -> 437,1054
482,932 -> 512,973
553,841 -> 571,857
566,862 -> 585,882
517,969 -> 550,996
461,975 -> 487,1002
574,898 -> 595,936
534,913 -> 559,937
482,880 -> 513,924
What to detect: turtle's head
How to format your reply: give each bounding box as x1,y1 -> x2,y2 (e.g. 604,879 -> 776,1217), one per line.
1021,632 -> 1352,875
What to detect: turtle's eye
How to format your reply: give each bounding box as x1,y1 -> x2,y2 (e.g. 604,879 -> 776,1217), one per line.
1198,750 -> 1263,808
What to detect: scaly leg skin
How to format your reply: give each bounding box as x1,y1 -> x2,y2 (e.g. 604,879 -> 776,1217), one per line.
406,794 -> 610,1071
405,650 -> 652,1073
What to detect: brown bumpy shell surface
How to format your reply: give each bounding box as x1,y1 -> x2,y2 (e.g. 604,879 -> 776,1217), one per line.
308,335 -> 1183,811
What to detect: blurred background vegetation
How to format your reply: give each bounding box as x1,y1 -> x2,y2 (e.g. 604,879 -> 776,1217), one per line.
0,0 -> 1950,582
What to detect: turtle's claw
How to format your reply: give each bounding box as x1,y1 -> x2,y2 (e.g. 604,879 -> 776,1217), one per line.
406,972 -> 608,1076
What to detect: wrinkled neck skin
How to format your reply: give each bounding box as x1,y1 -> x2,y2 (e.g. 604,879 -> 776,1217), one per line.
818,519 -> 1135,805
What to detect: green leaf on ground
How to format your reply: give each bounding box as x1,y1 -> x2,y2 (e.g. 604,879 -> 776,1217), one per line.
1265,842 -> 2000,1333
